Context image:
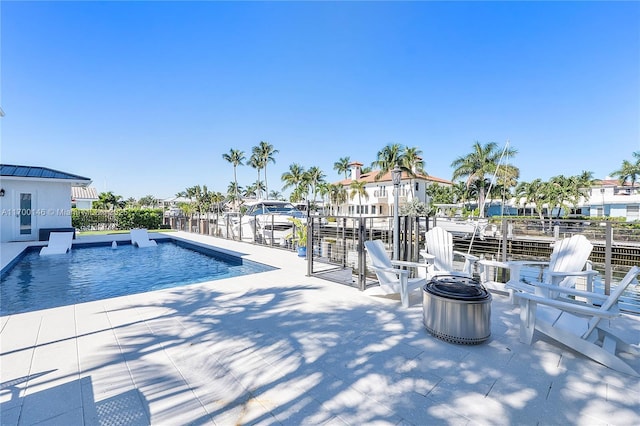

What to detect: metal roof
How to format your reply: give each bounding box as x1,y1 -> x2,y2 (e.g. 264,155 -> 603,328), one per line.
71,186 -> 98,200
0,164 -> 91,182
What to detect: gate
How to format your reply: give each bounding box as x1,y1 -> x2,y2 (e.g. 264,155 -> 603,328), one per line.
306,215 -> 428,290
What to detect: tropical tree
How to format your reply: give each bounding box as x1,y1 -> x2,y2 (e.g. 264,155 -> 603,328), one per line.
222,148 -> 245,211
257,141 -> 278,198
450,141 -> 517,217
125,197 -> 137,208
268,190 -> 283,200
492,163 -> 520,215
248,151 -> 264,199
304,166 -> 326,204
94,191 -> 124,210
425,184 -> 455,215
371,143 -> 406,181
226,181 -> 243,206
281,163 -> 306,199
333,156 -> 351,180
138,195 -> 158,208
515,179 -> 549,221
349,180 -> 369,216
611,151 -> 640,190
316,182 -> 331,214
327,183 -> 348,215
402,146 -> 426,197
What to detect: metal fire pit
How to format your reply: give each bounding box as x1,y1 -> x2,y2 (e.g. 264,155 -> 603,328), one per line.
422,275 -> 491,344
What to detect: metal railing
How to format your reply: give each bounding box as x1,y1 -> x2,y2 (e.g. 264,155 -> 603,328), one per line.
165,214 -> 640,313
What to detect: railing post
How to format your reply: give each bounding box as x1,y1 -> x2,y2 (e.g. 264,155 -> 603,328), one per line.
605,221 -> 613,295
306,217 -> 313,277
357,218 -> 366,291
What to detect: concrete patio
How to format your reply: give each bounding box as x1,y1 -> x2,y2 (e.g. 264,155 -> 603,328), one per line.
1,231 -> 639,425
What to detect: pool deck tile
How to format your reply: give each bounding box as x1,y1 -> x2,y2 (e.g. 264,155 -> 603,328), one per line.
1,231 -> 640,425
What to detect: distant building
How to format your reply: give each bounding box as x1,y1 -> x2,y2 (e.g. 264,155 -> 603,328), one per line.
71,186 -> 99,209
489,179 -> 640,221
332,161 -> 452,216
583,179 -> 640,221
0,164 -> 92,242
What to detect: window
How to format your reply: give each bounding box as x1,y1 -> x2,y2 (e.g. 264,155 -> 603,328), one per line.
627,205 -> 639,221
372,205 -> 376,215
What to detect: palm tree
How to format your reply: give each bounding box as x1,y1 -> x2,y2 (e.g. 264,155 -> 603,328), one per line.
222,149 -> 245,211
516,179 -> 544,218
451,141 -> 517,218
493,164 -> 520,215
268,190 -> 283,200
249,151 -> 264,199
95,191 -> 124,210
349,180 -> 369,216
333,184 -> 348,215
138,195 -> 158,208
257,141 -> 278,198
372,143 -> 405,181
611,152 -> 640,190
281,163 -> 306,198
333,156 -> 351,180
305,166 -> 326,204
402,146 -> 425,198
226,181 -> 243,206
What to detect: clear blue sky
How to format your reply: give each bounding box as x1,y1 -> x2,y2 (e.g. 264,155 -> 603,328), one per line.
2,1 -> 639,199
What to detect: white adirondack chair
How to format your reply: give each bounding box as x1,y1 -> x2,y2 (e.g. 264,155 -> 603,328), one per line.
39,231 -> 74,256
509,266 -> 640,377
478,234 -> 597,300
364,240 -> 427,308
130,228 -> 158,247
418,226 -> 478,279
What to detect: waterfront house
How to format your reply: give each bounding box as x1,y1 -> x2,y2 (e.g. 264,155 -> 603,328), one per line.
0,164 -> 92,242
332,161 -> 453,216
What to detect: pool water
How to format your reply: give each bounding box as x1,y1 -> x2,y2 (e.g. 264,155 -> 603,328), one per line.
0,241 -> 275,316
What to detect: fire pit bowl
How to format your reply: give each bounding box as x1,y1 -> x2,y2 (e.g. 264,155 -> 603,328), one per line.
422,275 -> 491,344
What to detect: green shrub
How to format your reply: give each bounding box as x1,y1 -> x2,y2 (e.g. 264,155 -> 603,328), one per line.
115,209 -> 163,230
71,208 -> 163,231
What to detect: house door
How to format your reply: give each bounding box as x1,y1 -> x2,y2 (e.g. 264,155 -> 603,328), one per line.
15,191 -> 35,241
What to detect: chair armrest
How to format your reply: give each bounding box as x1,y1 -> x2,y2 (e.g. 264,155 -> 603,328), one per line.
509,260 -> 550,268
370,265 -> 409,277
453,251 -> 479,262
515,280 -> 609,301
418,251 -> 436,262
391,260 -> 430,269
514,292 -> 619,319
477,259 -> 511,269
547,270 -> 598,279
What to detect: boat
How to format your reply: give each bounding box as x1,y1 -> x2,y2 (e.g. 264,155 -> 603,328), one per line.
239,200 -> 306,246
430,204 -> 490,239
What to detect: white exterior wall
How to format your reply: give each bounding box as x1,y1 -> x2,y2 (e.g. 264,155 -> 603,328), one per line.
0,180 -> 73,242
75,199 -> 94,209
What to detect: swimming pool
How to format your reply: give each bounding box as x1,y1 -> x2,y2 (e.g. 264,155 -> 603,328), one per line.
0,240 -> 275,316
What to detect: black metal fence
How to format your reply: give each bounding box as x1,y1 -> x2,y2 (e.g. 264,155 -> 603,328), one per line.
164,213 -> 640,312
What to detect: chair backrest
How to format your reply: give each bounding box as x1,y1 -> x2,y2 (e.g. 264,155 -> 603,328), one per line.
364,240 -> 397,285
130,228 -> 151,242
585,266 -> 640,336
548,234 -> 593,286
48,232 -> 73,250
425,227 -> 454,271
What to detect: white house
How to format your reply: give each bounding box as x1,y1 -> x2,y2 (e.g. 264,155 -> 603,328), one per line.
333,161 -> 452,216
488,179 -> 640,221
71,186 -> 99,210
583,179 -> 640,221
0,164 -> 92,242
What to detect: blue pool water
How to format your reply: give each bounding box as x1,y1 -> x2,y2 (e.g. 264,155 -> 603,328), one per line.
0,240 -> 275,316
